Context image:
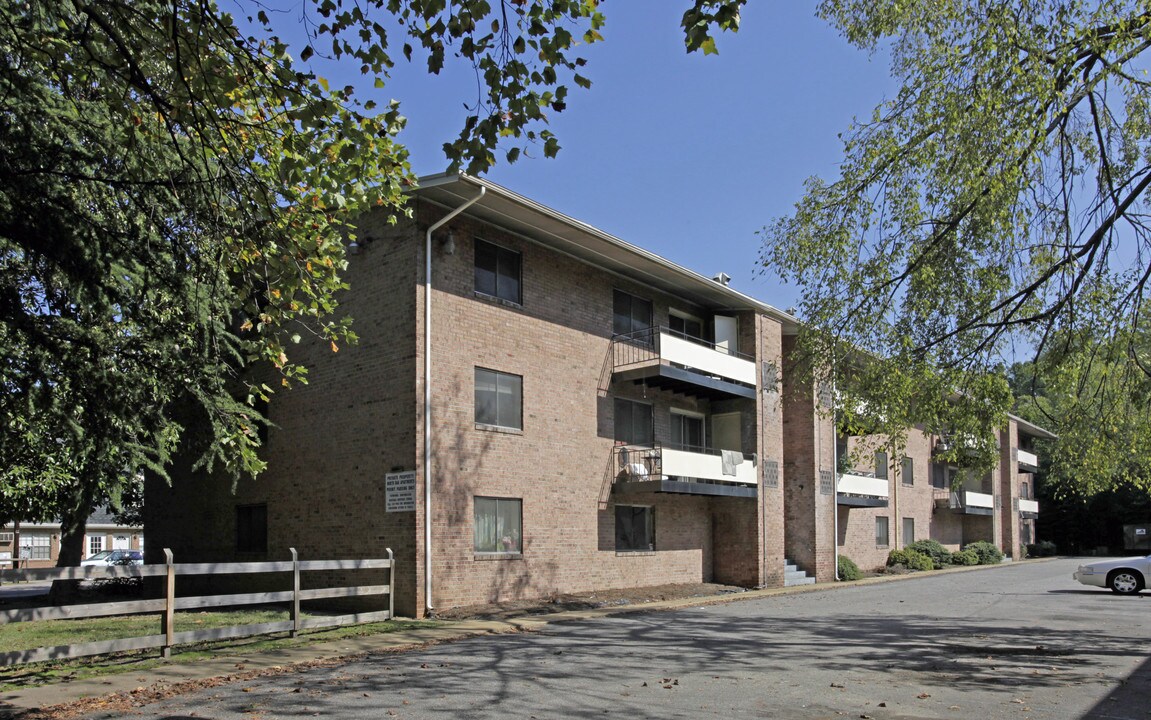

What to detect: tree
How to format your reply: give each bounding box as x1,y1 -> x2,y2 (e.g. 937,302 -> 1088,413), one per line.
0,0 -> 744,590
763,1 -> 1151,474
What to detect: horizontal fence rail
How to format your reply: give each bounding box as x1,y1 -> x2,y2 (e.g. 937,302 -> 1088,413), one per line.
0,547 -> 394,666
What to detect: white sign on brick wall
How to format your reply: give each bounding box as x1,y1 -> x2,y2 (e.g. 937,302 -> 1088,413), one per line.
385,471 -> 417,512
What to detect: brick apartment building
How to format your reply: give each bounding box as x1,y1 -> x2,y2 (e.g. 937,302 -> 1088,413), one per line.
145,174 -> 1049,618
1,508 -> 144,569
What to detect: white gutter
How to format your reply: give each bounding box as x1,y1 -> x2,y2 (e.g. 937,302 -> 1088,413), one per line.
423,185 -> 485,616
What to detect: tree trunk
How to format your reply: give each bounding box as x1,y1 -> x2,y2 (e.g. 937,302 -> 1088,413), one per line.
48,499 -> 93,605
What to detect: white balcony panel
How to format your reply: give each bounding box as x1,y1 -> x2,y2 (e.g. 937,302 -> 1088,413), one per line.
1019,498 -> 1039,514
837,473 -> 889,499
1018,449 -> 1039,468
662,448 -> 756,485
964,491 -> 994,510
660,332 -> 756,386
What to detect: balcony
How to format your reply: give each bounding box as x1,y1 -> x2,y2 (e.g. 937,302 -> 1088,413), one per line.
1019,498 -> 1039,519
934,489 -> 995,515
1017,449 -> 1039,472
836,472 -> 889,507
611,327 -> 756,400
613,443 -> 757,498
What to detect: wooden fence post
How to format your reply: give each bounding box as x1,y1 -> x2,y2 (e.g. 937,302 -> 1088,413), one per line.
162,548 -> 175,659
290,547 -> 300,638
387,548 -> 394,620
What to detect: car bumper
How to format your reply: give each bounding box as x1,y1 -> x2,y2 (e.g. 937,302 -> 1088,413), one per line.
1073,571 -> 1106,588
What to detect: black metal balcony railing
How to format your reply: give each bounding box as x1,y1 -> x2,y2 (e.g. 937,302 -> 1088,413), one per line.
615,443 -> 663,480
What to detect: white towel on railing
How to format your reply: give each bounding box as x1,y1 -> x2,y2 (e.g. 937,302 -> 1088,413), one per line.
720,449 -> 743,476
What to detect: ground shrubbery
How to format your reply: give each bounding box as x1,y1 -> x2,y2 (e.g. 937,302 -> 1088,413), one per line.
905,539 -> 952,567
1026,540 -> 1058,557
837,555 -> 863,581
963,541 -> 1004,565
886,548 -> 934,571
950,549 -> 980,565
885,540 -> 1009,573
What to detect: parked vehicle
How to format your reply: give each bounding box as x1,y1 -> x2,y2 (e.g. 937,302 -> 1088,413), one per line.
1073,556 -> 1151,594
80,549 -> 143,567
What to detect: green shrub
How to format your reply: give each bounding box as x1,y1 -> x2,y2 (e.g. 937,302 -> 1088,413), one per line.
837,555 -> 863,581
964,541 -> 1004,565
1026,540 -> 1058,557
886,548 -> 933,571
951,549 -> 980,566
906,539 -> 952,567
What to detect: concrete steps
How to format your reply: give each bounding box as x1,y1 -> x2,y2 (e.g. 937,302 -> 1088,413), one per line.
784,559 -> 815,587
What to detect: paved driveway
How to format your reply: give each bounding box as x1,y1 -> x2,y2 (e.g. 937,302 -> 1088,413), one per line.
85,558 -> 1151,719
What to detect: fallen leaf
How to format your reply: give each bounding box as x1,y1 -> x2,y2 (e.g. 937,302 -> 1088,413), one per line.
831,683 -> 845,688
917,693 -> 931,699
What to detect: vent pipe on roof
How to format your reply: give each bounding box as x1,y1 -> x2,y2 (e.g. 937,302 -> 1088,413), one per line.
712,272 -> 732,286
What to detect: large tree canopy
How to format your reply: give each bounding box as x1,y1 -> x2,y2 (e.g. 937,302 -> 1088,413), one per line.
0,0 -> 743,572
763,1 -> 1151,479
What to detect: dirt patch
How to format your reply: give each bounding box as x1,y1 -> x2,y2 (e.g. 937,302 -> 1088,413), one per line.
430,582 -> 749,620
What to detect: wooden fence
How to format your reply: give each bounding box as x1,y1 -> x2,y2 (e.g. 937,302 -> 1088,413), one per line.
0,548 -> 394,666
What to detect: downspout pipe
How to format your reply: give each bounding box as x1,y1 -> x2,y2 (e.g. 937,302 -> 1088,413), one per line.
424,184 -> 485,616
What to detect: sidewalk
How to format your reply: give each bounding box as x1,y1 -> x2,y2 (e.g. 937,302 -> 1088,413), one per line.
0,563 -> 1028,718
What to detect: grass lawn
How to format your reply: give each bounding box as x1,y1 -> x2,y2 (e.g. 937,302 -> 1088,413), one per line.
0,605 -> 437,690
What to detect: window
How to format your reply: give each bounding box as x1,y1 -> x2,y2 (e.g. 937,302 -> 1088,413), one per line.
931,463 -> 949,489
474,239 -> 522,304
25,533 -> 50,560
474,497 -> 522,554
875,517 -> 889,547
236,504 -> 268,553
669,310 -> 704,342
671,410 -> 705,452
1022,522 -> 1033,546
613,289 -> 652,337
0,532 -> 12,544
614,398 -> 653,446
88,535 -> 104,557
1021,481 -> 1030,500
875,451 -> 889,479
475,368 -> 523,429
902,517 -> 915,546
616,505 -> 654,552
901,456 -> 914,486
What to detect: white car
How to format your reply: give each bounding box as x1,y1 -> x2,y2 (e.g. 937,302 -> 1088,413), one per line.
80,549 -> 143,567
1073,555 -> 1151,594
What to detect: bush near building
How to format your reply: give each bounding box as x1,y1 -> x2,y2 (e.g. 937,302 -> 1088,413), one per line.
1026,540 -> 1058,557
964,541 -> 1004,565
905,539 -> 953,567
887,548 -> 934,571
951,549 -> 980,565
837,555 -> 863,581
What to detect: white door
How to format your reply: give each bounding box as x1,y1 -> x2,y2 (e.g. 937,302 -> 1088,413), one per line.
713,315 -> 738,355
112,535 -> 130,550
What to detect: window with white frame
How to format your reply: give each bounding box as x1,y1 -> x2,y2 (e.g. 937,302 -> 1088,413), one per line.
26,533 -> 50,560
615,504 -> 654,552
475,367 -> 523,430
902,517 -> 915,546
474,497 -> 522,554
902,456 -> 914,486
0,532 -> 12,544
88,535 -> 104,557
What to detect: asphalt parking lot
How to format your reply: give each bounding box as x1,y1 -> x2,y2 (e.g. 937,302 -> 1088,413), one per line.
52,557 -> 1151,720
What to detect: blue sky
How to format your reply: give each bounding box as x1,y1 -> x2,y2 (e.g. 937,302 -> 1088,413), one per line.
267,2 -> 898,310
